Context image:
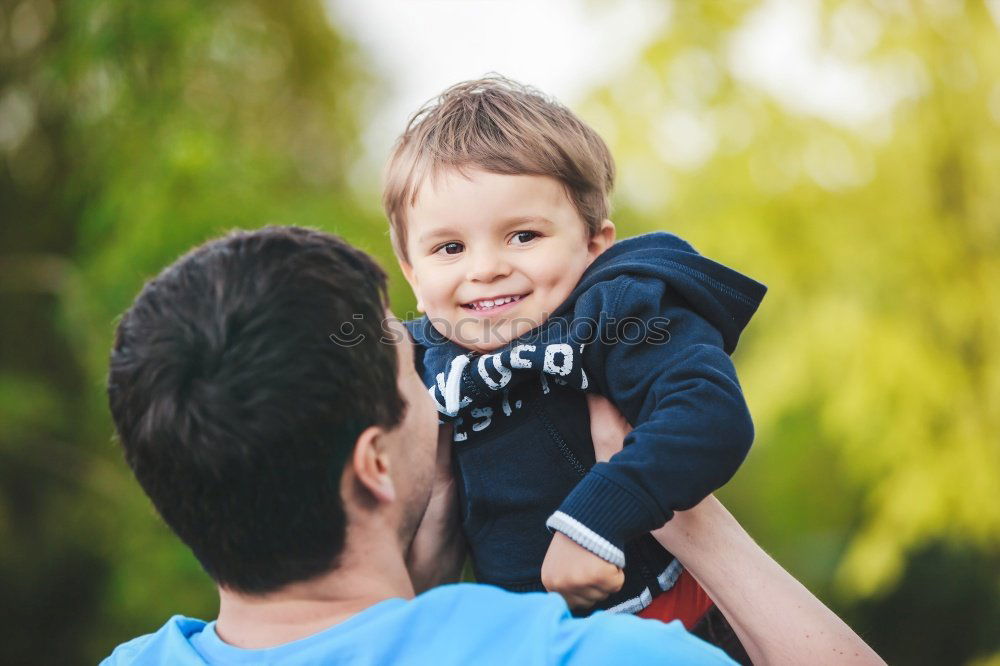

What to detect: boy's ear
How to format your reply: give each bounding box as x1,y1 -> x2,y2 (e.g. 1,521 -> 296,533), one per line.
397,258 -> 425,312
587,220 -> 616,264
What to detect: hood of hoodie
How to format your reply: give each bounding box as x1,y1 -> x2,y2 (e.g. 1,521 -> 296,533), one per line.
556,232 -> 766,354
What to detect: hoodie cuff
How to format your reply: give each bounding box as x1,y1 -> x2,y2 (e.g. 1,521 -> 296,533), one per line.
546,471 -> 666,569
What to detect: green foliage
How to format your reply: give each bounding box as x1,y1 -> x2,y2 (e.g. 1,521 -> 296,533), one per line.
581,1 -> 1000,661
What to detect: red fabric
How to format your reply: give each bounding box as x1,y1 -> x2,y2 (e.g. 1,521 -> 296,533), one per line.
636,570 -> 714,630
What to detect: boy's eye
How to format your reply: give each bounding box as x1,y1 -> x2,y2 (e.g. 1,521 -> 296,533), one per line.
436,242 -> 464,255
511,231 -> 539,244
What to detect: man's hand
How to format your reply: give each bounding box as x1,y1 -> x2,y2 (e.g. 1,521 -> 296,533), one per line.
541,531 -> 624,610
406,424 -> 465,593
587,393 -> 631,462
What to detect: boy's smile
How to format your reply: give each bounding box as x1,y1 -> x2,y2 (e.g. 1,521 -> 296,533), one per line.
400,168 -> 615,353
460,292 -> 528,316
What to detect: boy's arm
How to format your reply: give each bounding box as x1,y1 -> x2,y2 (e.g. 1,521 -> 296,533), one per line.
406,424 -> 466,593
547,277 -> 754,567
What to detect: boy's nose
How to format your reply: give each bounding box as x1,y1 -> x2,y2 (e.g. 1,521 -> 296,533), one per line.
466,249 -> 512,283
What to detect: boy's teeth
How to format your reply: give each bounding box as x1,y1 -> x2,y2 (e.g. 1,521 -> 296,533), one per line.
472,295 -> 519,309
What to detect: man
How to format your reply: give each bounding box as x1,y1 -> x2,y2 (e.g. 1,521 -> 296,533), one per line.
104,226 -> 882,664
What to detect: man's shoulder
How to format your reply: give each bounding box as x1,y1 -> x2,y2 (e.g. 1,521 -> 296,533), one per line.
101,615 -> 208,665
411,584 -> 734,665
411,583 -> 567,622
555,610 -> 736,665
404,584 -> 568,653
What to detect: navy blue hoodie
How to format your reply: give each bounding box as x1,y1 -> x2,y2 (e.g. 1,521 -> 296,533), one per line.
406,232 -> 766,613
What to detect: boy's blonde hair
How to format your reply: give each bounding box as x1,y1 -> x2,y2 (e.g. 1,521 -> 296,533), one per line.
383,75 -> 615,261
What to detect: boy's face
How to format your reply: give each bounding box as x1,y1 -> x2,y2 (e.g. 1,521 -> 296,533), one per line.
400,168 -> 614,353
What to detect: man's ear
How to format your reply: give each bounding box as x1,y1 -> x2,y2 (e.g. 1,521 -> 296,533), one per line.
350,425 -> 396,503
398,258 -> 425,313
587,220 -> 616,264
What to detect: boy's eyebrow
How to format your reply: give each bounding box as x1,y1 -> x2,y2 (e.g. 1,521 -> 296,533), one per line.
500,215 -> 555,228
417,226 -> 459,245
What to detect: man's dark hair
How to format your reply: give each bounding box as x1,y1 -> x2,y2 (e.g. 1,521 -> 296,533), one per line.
108,226 -> 405,594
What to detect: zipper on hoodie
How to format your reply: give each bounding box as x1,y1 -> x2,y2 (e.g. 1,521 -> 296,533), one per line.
529,398 -> 588,478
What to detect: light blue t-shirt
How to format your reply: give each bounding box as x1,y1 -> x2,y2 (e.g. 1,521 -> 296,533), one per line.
102,583 -> 735,665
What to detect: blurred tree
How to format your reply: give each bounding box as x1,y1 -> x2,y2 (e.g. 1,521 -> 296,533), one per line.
581,0 -> 1000,662
3,0 -> 999,663
0,0 -> 386,662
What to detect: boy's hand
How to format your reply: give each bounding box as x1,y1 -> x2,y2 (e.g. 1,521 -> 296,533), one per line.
541,531 -> 624,610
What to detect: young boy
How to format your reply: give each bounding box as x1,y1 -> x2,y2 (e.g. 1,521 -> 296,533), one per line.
384,77 -> 765,638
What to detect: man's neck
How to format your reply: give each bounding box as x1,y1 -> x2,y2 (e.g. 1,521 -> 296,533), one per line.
214,535 -> 415,649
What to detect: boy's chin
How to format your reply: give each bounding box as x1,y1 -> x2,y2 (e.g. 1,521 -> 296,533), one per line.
427,319 -> 499,353
460,334 -> 511,355
429,315 -> 539,353
456,323 -> 522,354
